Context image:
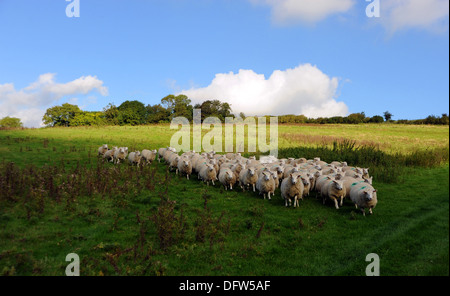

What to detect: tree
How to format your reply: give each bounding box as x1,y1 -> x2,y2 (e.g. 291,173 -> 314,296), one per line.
0,116 -> 23,128
161,94 -> 193,121
103,103 -> 119,125
194,99 -> 233,122
117,100 -> 147,125
345,113 -> 366,124
70,112 -> 106,126
383,111 -> 393,122
146,104 -> 170,123
369,115 -> 384,123
42,103 -> 82,127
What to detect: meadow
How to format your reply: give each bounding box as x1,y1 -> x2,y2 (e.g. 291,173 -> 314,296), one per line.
0,124 -> 448,276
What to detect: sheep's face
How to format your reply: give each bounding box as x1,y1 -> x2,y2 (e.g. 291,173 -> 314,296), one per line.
183,160 -> 189,167
249,168 -> 255,176
333,180 -> 343,190
152,150 -> 157,153
208,165 -> 214,172
364,176 -> 373,185
290,174 -> 298,185
301,177 -> 309,186
363,190 -> 373,201
314,171 -> 322,178
263,172 -> 271,181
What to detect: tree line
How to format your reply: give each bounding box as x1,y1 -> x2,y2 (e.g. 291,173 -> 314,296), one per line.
0,95 -> 448,127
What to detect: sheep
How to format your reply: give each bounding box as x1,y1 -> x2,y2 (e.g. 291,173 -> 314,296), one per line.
315,175 -> 334,194
103,147 -> 118,162
128,151 -> 142,167
231,162 -> 246,180
218,168 -> 237,190
158,148 -> 166,162
299,172 -> 312,197
239,167 -> 258,192
141,149 -> 157,165
199,164 -> 217,186
321,179 -> 346,209
168,154 -> 180,172
270,170 -> 280,188
98,144 -> 108,156
256,170 -> 276,200
350,183 -> 378,216
280,173 -> 304,208
177,158 -> 192,180
113,147 -> 128,164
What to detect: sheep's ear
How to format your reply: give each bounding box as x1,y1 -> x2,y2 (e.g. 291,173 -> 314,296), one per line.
373,190 -> 377,193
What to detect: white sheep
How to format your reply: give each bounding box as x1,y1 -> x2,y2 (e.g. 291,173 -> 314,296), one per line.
128,151 -> 142,167
350,182 -> 378,216
321,179 -> 346,209
141,149 -> 157,165
280,173 -> 304,208
256,170 -> 276,200
177,158 -> 193,180
113,147 -> 128,164
103,147 -> 118,162
239,167 -> 258,192
98,144 -> 108,156
199,164 -> 217,186
218,168 -> 237,190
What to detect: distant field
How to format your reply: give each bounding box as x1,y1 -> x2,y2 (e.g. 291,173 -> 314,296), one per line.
278,124 -> 449,154
0,124 -> 448,276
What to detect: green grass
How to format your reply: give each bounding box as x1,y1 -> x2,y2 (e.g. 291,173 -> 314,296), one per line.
0,124 -> 448,276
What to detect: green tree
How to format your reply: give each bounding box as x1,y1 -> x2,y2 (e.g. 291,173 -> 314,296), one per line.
117,100 -> 147,125
0,116 -> 23,128
103,103 -> 119,125
71,112 -> 106,126
161,94 -> 193,121
146,104 -> 170,123
42,103 -> 82,127
369,115 -> 385,123
383,111 -> 393,121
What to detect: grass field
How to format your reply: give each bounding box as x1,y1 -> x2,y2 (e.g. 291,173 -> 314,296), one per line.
0,124 -> 448,276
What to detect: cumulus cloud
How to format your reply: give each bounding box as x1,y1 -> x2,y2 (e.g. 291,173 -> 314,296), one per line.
250,0 -> 355,24
378,0 -> 449,34
179,64 -> 349,118
0,73 -> 108,128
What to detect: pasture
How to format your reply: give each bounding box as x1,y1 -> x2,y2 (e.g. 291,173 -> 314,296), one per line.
0,124 -> 448,276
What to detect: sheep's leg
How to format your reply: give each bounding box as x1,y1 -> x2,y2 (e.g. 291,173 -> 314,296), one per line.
369,207 -> 373,215
187,174 -> 190,180
333,198 -> 339,210
230,184 -> 233,190
212,180 -> 215,186
268,192 -> 271,200
253,184 -> 256,192
340,196 -> 344,207
361,208 -> 366,216
263,193 -> 266,200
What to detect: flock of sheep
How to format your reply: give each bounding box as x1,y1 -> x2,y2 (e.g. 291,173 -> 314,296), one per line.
98,144 -> 378,216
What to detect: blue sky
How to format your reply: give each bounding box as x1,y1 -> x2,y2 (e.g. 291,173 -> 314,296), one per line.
0,0 -> 448,127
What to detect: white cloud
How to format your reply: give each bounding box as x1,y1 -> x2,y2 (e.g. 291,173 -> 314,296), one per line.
178,64 -> 349,118
0,73 -> 108,128
378,0 -> 449,34
250,0 -> 355,24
